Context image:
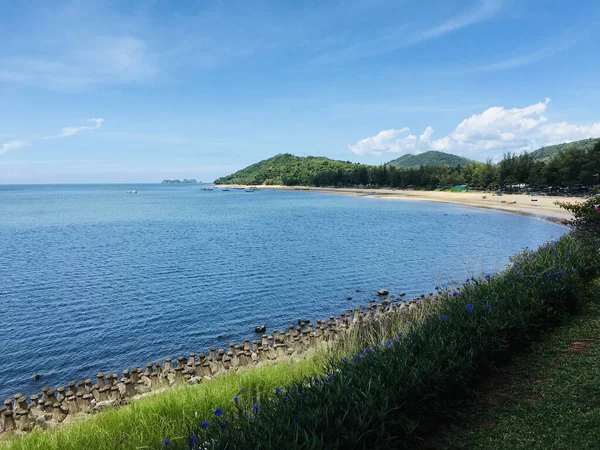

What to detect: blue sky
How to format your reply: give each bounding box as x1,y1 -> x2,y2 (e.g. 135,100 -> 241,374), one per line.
1,0 -> 600,183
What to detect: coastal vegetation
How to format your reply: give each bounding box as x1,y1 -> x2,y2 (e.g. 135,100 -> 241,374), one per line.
214,138 -> 600,192
4,197 -> 599,449
387,151 -> 472,169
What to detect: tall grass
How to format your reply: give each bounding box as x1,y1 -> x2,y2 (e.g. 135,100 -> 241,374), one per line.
1,357 -> 322,450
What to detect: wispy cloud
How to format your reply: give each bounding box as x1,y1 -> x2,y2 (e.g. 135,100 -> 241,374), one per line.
444,38 -> 577,75
348,98 -> 600,159
0,140 -> 30,156
0,37 -> 158,90
50,118 -> 105,138
2,118 -> 104,156
312,0 -> 502,63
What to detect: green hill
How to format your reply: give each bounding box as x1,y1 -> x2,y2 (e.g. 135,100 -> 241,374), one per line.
213,153 -> 365,185
387,151 -> 472,169
529,138 -> 600,160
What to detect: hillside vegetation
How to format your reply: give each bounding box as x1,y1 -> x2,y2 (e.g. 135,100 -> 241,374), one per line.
214,153 -> 361,186
387,150 -> 471,169
529,137 -> 600,160
214,138 -> 600,191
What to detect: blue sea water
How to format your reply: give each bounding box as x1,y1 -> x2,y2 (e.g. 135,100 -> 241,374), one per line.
0,184 -> 566,399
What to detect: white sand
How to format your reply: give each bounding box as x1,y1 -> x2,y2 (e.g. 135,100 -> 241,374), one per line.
218,185 -> 578,224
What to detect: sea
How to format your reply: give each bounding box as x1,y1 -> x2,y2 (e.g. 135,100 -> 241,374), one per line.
0,184 -> 566,399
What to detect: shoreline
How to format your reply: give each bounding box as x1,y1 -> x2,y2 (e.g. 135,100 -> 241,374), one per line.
218,185 -> 575,225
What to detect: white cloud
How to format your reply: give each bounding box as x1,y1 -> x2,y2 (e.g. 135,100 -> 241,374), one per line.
348,99 -> 600,158
349,128 -> 430,156
0,140 -> 30,156
52,118 -> 105,138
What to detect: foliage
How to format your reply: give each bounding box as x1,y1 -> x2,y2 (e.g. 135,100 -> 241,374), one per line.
557,195 -> 600,241
387,151 -> 472,169
158,235 -> 599,450
529,137 -> 600,161
213,153 -> 363,186
1,357 -> 322,450
214,139 -> 600,191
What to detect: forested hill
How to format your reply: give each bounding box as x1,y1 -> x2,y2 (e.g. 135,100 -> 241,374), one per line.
387,151 -> 472,169
213,154 -> 364,186
529,138 -> 600,160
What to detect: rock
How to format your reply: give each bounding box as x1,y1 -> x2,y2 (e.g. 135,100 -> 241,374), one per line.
346,296 -> 352,300
377,290 -> 388,296
33,374 -> 41,381
254,325 -> 267,333
297,319 -> 310,325
217,334 -> 232,340
369,298 -> 376,303
399,292 -> 406,297
355,288 -> 361,292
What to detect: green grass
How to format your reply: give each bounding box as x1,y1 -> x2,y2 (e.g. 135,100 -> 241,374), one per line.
1,356 -> 323,450
439,277 -> 600,450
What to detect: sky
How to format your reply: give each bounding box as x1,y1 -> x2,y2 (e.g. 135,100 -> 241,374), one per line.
1,0 -> 600,184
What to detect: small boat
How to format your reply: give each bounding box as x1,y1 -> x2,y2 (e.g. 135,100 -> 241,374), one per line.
127,190 -> 137,194
200,187 -> 214,191
221,188 -> 230,192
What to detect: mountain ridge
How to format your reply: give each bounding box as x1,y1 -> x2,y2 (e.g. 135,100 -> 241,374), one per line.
387,151 -> 472,169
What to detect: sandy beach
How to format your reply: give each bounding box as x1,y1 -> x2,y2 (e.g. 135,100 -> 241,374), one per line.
219,185 -> 578,224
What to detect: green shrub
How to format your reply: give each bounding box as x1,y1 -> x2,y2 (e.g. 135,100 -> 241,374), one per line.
556,195 -> 600,240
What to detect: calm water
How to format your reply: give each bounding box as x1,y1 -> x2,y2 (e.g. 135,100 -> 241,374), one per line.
0,184 -> 566,399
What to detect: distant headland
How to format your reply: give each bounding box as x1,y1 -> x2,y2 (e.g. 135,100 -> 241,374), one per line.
161,179 -> 199,184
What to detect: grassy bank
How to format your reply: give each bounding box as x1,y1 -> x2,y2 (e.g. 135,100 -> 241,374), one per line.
1,357 -> 322,450
3,234 -> 599,450
438,277 -> 600,450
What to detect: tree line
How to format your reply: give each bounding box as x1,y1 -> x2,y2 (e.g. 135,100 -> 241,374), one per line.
313,141 -> 600,192
215,141 -> 600,192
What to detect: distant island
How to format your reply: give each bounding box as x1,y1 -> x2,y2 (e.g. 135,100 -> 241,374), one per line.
161,179 -> 199,184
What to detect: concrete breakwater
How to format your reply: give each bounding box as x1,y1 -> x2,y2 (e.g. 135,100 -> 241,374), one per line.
0,292 -> 437,437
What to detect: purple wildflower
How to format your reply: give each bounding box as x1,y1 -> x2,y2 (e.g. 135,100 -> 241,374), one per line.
249,414 -> 255,420
487,305 -> 492,312
276,387 -> 281,394
466,303 -> 474,313
354,354 -> 361,361
364,347 -> 373,355
190,435 -> 199,447
233,397 -> 239,405
385,340 -> 392,346
201,421 -> 209,430
221,421 -> 227,429
452,291 -> 458,297
163,438 -> 170,447
341,356 -> 347,362
441,315 -> 448,321
253,404 -> 260,412
214,407 -> 223,417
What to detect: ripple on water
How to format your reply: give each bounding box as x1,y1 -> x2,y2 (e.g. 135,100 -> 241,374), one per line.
0,185 -> 565,398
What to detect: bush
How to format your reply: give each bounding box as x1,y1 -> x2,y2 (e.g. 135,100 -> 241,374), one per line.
556,195 -> 600,240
